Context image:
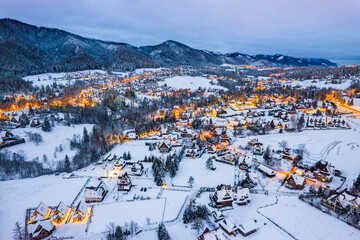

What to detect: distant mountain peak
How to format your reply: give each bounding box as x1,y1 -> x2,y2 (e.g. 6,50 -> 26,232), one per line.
0,18 -> 336,76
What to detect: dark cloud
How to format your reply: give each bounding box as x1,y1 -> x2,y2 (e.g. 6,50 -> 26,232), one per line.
1,0 -> 359,63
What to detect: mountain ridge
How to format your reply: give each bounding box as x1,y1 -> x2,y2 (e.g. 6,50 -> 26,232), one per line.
0,18 -> 336,76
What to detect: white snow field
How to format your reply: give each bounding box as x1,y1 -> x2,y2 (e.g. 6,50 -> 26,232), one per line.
24,70 -> 108,87
0,175 -> 88,240
288,79 -> 352,90
260,196 -> 360,240
1,124 -> 93,168
162,76 -> 227,91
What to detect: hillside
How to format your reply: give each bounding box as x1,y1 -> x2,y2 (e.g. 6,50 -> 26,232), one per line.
0,18 -> 336,76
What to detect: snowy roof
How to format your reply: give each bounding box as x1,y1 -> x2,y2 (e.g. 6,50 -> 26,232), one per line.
258,164 -> 275,175
35,202 -> 49,216
238,220 -> 258,234
54,201 -> 68,216
86,179 -> 108,191
219,219 -> 238,233
215,189 -> 233,202
289,173 -> 305,185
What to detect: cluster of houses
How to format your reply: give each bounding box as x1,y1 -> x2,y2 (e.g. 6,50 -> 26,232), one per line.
321,188 -> 360,215
27,201 -> 88,240
197,210 -> 258,239
307,112 -> 348,129
210,185 -> 251,208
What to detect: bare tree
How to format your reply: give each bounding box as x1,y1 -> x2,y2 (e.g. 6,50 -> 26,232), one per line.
278,140 -> 288,151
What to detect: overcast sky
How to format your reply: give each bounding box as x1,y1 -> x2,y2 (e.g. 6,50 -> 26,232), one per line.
1,0 -> 359,64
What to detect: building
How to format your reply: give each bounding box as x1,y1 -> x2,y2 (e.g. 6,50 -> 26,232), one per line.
233,187 -> 251,205
239,156 -> 252,170
321,189 -> 360,215
30,202 -> 51,222
285,173 -> 306,190
84,179 -> 108,203
212,210 -> 225,222
238,220 -> 258,236
257,164 -> 275,177
218,219 -> 239,236
51,201 -> 69,223
28,219 -> 55,240
198,227 -> 226,240
158,140 -> 172,153
314,160 -> 335,182
117,172 -> 132,191
211,188 -> 233,208
72,201 -> 87,222
128,162 -> 144,176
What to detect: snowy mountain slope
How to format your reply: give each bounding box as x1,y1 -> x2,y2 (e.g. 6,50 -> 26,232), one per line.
0,18 -> 336,76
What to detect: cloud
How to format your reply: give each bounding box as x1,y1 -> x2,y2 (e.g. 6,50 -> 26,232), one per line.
0,0 -> 359,63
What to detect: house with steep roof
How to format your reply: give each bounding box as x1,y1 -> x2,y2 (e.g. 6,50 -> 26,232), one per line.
84,179 -> 108,203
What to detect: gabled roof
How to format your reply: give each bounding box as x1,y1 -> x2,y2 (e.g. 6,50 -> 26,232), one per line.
238,220 -> 258,234
35,202 -> 49,216
54,201 -> 68,216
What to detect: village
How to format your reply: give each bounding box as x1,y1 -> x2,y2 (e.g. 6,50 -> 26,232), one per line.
1,65 -> 360,240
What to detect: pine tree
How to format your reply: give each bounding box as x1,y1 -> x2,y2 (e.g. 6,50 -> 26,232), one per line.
206,157 -> 214,170
83,127 -> 90,145
12,222 -> 24,240
64,155 -> 71,173
263,146 -> 271,163
191,218 -> 204,233
188,176 -> 194,186
157,223 -> 171,240
42,117 -> 52,132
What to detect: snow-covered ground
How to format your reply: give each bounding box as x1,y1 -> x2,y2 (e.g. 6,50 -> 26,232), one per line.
1,124 -> 93,168
0,175 -> 88,240
24,70 -> 109,87
134,68 -> 166,74
288,79 -> 352,90
260,196 -> 360,240
162,76 -> 227,91
232,126 -> 360,182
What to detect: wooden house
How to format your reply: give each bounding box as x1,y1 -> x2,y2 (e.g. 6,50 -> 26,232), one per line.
28,219 -> 55,240
257,164 -> 275,177
212,210 -> 225,222
117,172 -> 132,191
72,201 -> 87,222
211,188 -> 233,207
84,179 -> 108,203
285,173 -> 306,190
233,187 -> 251,205
219,219 -> 239,236
282,148 -> 294,160
158,140 -> 172,153
321,189 -> 360,215
314,160 -> 335,182
51,201 -> 69,223
128,162 -> 144,176
239,156 -> 252,170
198,227 -> 226,240
31,202 -> 51,222
238,172 -> 258,188
30,118 -> 41,127
238,220 -> 258,236
208,145 -> 217,154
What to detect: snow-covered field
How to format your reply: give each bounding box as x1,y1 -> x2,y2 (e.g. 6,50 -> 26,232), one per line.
260,196 -> 360,240
0,175 -> 88,240
232,126 -> 360,182
288,79 -> 352,90
173,154 -> 235,187
1,124 -> 93,167
162,76 -> 227,91
24,70 -> 108,87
